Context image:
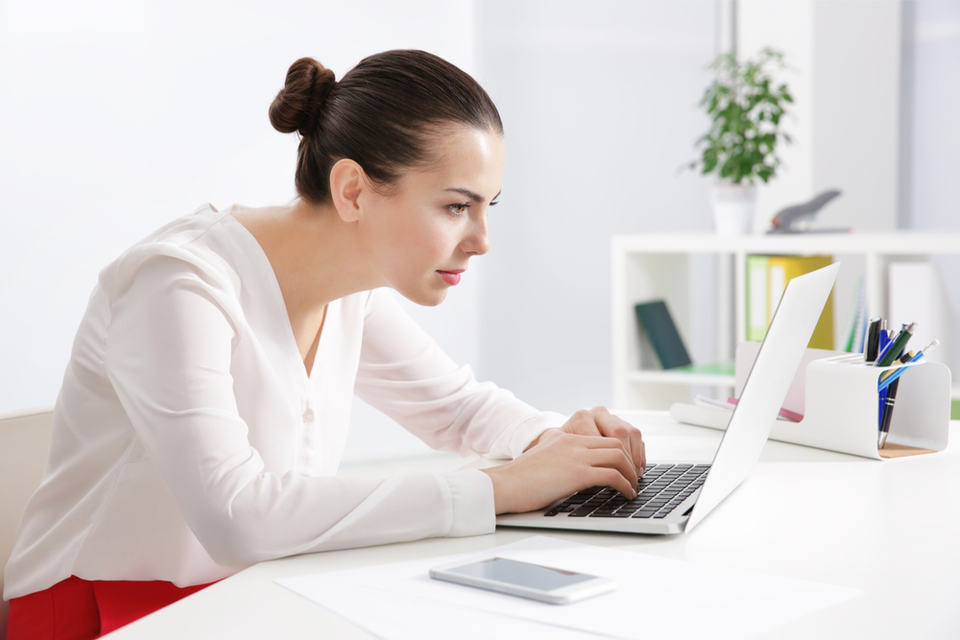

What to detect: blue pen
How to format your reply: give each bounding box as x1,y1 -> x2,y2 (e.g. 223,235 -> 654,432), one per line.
877,326 -> 890,361
878,340 -> 939,393
875,327 -> 891,428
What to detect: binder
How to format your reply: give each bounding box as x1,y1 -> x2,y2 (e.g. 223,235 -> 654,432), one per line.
745,255 -> 769,342
745,254 -> 835,349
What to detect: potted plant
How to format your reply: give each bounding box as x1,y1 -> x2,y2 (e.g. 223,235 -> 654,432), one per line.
690,48 -> 793,235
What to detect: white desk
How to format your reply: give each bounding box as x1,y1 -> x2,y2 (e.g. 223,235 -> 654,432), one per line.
111,412 -> 960,639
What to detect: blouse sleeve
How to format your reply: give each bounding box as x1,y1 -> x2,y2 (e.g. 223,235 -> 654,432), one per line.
103,252 -> 501,568
354,289 -> 566,460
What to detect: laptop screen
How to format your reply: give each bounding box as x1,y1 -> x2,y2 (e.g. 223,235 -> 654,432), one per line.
684,263 -> 840,532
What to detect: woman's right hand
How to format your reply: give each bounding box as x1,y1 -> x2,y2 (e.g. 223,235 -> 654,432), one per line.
479,431 -> 639,515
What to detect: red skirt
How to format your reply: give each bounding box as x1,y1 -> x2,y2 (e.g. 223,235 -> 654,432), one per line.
6,576 -> 215,639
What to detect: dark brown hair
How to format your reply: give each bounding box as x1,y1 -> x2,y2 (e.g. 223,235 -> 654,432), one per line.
269,50 -> 503,205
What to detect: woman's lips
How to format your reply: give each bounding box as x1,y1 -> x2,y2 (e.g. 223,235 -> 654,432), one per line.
437,270 -> 463,285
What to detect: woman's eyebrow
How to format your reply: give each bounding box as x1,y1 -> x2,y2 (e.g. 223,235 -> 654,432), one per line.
444,187 -> 501,204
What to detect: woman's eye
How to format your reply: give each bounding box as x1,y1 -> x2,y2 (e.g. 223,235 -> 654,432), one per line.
448,203 -> 470,216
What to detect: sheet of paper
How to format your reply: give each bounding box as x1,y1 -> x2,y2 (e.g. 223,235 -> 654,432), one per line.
291,581 -> 607,640
277,536 -> 861,640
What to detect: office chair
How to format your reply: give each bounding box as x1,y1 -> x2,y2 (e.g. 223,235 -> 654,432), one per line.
0,407 -> 53,636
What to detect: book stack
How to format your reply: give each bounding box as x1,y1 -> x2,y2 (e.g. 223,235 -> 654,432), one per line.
746,255 -> 835,349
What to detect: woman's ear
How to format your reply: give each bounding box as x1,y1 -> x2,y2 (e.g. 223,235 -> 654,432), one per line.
329,159 -> 365,223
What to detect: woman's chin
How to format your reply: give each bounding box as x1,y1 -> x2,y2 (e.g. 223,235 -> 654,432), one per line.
397,286 -> 447,307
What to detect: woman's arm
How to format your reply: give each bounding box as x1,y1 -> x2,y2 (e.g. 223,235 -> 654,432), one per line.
353,289 -> 566,458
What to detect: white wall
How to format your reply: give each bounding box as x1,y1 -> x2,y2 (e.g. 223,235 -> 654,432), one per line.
902,0 -> 960,372
812,1 -> 902,232
738,0 -> 816,231
473,1 -> 718,414
905,0 -> 960,230
739,0 -> 902,233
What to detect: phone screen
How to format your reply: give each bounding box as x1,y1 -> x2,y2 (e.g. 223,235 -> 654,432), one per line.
445,557 -> 596,591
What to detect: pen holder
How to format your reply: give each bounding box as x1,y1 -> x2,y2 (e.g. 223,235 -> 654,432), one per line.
735,343 -> 952,460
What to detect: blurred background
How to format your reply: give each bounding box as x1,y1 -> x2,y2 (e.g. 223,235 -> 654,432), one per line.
1,0 -> 957,460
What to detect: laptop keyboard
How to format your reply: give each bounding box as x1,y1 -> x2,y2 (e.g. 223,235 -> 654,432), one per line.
543,463 -> 710,520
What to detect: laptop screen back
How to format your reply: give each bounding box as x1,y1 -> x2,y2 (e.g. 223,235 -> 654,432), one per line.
685,263 -> 840,532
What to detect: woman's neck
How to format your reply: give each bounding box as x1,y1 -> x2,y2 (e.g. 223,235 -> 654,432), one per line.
237,200 -> 379,308
232,200 -> 381,365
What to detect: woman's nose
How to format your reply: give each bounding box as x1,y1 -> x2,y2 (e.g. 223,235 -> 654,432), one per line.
463,213 -> 490,256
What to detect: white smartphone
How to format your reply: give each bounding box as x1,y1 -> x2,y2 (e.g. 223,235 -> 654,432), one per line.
429,556 -> 616,604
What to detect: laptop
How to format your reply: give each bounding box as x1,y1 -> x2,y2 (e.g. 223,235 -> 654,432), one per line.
497,262 -> 840,535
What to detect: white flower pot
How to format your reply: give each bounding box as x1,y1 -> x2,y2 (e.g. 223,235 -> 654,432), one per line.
710,183 -> 757,235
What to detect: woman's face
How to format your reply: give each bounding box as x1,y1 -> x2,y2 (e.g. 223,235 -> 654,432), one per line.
360,126 -> 505,306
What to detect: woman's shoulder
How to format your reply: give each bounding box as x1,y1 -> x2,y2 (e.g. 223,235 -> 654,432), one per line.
131,203 -> 242,253
99,204 -> 248,300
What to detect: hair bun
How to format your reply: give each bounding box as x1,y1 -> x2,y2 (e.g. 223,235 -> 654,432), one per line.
269,57 -> 336,136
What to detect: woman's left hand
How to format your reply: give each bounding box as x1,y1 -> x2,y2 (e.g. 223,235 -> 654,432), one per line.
526,406 -> 646,477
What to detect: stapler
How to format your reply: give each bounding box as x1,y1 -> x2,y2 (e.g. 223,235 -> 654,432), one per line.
768,189 -> 849,234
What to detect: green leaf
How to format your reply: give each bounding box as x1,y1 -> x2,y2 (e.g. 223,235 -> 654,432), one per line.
690,47 -> 792,181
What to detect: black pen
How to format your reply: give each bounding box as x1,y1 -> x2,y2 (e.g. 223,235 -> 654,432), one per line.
865,317 -> 882,362
879,377 -> 899,449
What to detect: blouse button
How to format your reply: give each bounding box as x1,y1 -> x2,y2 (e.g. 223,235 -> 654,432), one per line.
302,408 -> 315,423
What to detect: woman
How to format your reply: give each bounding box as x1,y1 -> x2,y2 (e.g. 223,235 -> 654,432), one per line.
4,50 -> 644,638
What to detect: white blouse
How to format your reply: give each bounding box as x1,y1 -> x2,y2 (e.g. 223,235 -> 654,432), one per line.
4,205 -> 565,599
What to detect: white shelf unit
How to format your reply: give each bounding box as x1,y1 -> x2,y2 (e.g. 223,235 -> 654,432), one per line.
612,232 -> 960,410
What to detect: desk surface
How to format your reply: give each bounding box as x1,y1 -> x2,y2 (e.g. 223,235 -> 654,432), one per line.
111,412 -> 960,639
